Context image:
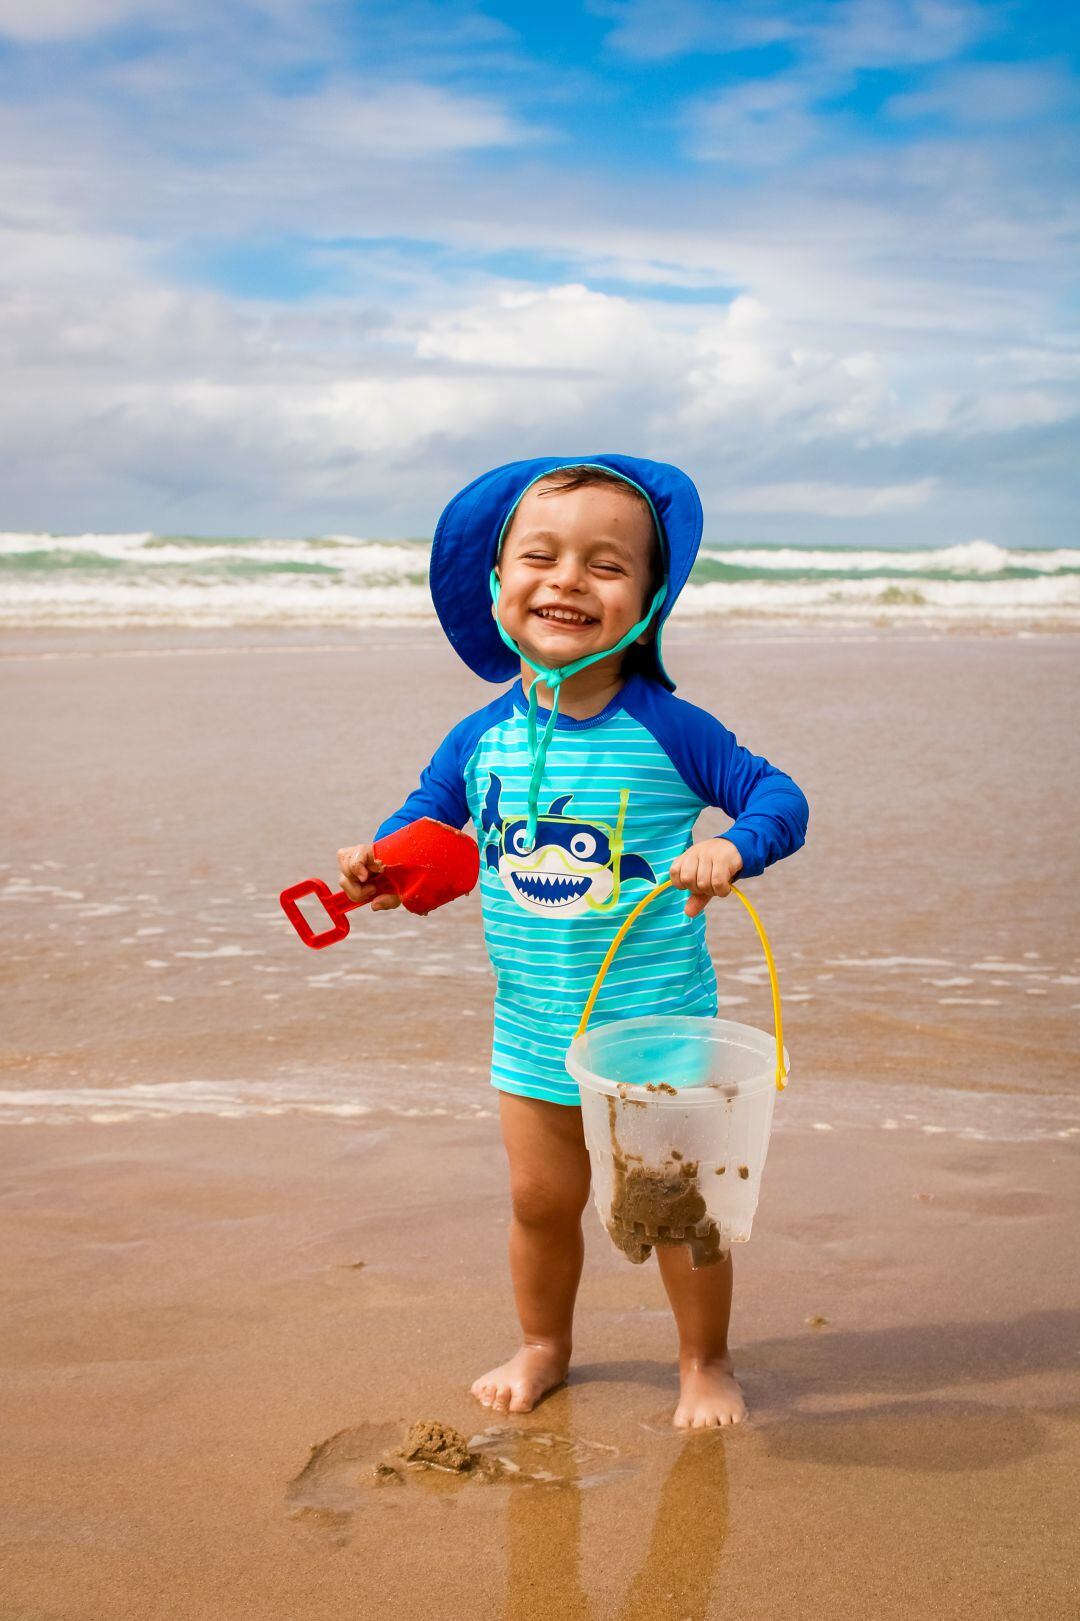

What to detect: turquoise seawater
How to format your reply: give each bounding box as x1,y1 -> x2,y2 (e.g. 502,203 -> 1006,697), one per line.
1,531 -> 1077,627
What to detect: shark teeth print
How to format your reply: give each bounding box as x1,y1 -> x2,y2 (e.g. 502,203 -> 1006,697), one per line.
510,870 -> 591,905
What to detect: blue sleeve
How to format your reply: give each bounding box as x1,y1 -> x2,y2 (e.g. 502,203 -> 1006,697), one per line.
622,680 -> 809,879
373,690 -> 516,840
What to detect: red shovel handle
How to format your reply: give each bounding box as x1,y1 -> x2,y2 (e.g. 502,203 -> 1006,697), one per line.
277,875 -> 383,950
279,817 -> 479,950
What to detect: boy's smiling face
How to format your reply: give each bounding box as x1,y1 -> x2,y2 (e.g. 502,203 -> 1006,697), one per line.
495,478 -> 658,671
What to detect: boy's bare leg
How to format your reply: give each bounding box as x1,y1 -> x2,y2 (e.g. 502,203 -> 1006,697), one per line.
655,1246 -> 747,1427
471,1092 -> 591,1414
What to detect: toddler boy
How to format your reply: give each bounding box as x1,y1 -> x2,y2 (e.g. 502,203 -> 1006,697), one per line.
339,455 -> 808,1427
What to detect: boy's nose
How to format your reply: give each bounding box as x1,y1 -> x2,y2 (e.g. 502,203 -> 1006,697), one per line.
550,555 -> 588,592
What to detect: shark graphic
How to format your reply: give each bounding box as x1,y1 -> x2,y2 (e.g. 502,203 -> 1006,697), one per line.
481,774 -> 655,917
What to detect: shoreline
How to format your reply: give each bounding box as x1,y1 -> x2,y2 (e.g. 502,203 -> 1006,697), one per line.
4,619 -> 1080,662
4,1068 -> 1078,1129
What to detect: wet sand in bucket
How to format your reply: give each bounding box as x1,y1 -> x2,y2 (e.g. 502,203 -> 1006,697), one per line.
605,1097 -> 727,1269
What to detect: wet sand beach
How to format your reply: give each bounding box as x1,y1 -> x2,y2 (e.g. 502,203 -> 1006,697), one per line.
1,625 -> 1079,1618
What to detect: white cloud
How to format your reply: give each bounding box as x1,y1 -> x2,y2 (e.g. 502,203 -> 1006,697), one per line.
415,283 -> 668,372
600,0 -> 991,67
685,74 -> 826,165
805,0 -> 992,70
0,223 -> 142,288
714,479 -> 938,516
884,60 -> 1074,126
597,0 -> 799,61
655,0 -> 1001,167
0,0 -> 1075,542
5,266 -> 1072,539
273,82 -> 542,159
0,0 -> 336,44
0,0 -> 169,41
414,283 -> 907,457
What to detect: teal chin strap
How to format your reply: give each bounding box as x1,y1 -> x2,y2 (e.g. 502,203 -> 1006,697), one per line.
489,569 -> 666,853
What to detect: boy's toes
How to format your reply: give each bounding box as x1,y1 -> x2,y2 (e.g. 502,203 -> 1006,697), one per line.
674,1360 -> 747,1429
470,1373 -> 514,1411
470,1346 -> 569,1416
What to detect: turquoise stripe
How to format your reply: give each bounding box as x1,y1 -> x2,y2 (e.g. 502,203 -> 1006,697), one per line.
491,1074 -> 580,1105
483,928 -> 698,950
482,929 -> 701,960
474,760 -> 690,778
492,1028 -> 570,1054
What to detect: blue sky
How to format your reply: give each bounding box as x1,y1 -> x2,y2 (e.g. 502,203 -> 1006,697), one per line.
0,0 -> 1076,544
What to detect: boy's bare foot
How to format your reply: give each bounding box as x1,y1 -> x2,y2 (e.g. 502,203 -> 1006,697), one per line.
673,1355 -> 747,1428
470,1343 -> 570,1414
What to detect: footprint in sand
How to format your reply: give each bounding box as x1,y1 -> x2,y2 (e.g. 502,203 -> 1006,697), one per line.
286,1421 -> 402,1532
286,1420 -> 632,1533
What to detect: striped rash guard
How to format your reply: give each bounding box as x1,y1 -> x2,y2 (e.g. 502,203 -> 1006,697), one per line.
376,673 -> 809,1106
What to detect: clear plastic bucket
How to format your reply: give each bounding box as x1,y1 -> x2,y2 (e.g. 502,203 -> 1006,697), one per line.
567,1014 -> 786,1266
564,881 -> 789,1269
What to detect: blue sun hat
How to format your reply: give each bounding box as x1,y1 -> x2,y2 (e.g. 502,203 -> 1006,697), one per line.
429,453 -> 704,850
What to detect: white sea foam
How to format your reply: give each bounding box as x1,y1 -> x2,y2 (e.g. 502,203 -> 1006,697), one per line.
970,961 -> 1045,974
4,574 -> 1078,627
676,574 -> 1080,619
827,956 -> 956,970
0,1078 -> 474,1125
0,531 -> 422,572
2,1074 -> 1076,1143
1,531 -> 1077,628
0,575 -> 433,626
698,540 -> 1080,575
0,530 -> 158,555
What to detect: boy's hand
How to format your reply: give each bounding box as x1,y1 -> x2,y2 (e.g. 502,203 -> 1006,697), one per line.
336,842 -> 403,913
669,837 -> 744,918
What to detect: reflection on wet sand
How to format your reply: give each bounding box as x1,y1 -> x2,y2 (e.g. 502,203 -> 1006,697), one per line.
504,1421 -> 729,1621
615,1433 -> 729,1621
504,1430 -> 591,1621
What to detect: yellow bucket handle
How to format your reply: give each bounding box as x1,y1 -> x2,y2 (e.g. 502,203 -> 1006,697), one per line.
574,879 -> 789,1091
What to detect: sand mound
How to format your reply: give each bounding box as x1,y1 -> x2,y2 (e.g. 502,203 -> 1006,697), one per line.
398,1420 -> 479,1473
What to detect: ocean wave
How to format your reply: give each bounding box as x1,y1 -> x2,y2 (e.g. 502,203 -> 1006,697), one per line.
1,530 -> 1078,628
0,530 -> 426,573
697,539 -> 1080,577
677,573 -> 1080,619
0,576 -> 434,625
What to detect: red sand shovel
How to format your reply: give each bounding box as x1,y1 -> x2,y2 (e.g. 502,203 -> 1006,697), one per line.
279,817 -> 480,950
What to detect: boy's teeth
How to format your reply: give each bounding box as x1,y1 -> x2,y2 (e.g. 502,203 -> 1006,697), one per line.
537,607 -> 593,624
